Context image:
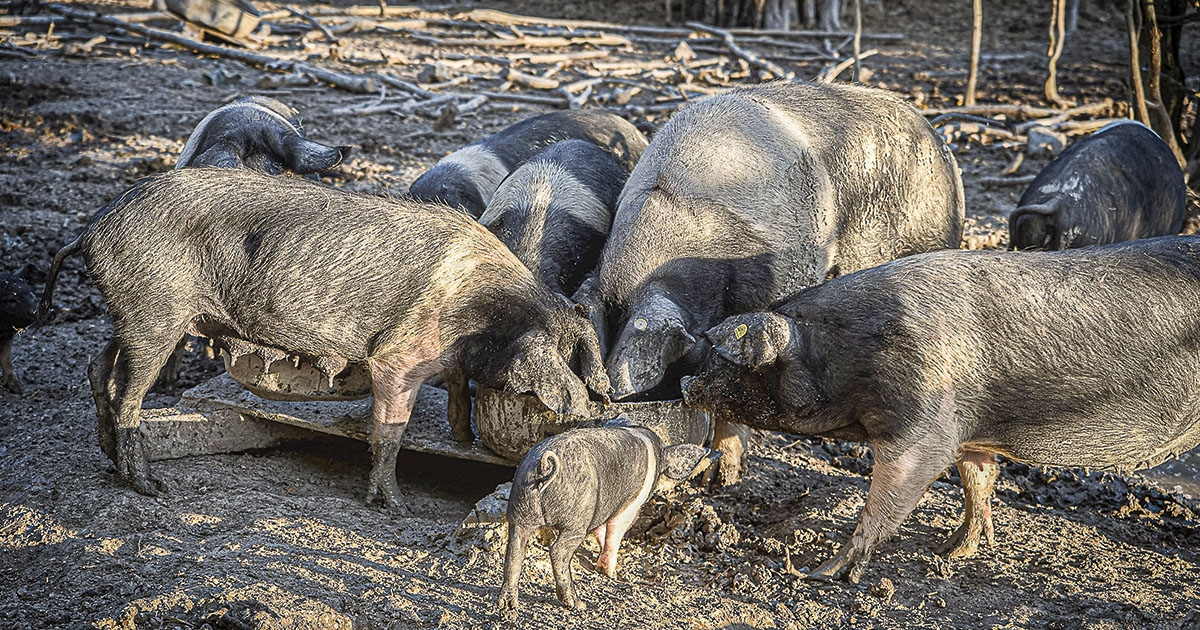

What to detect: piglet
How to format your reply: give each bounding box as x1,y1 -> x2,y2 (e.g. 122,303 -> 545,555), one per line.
498,417 -> 719,610
0,265 -> 38,394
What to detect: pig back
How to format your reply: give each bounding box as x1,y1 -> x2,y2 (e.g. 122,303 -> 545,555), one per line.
785,236 -> 1200,470
600,81 -> 963,312
1016,122 -> 1186,247
80,168 -> 534,360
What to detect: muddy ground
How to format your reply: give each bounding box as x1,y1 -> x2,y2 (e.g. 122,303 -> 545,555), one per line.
2,0 -> 1200,628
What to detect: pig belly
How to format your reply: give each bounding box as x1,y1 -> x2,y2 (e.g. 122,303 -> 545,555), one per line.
975,410 -> 1200,473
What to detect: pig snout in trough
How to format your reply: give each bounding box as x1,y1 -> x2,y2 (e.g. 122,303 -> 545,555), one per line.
409,109 -> 648,218
53,168 -> 608,508
177,95 -> 350,175
498,417 -> 718,611
683,236 -> 1200,583
479,139 -> 631,297
0,265 -> 39,394
586,80 -> 964,484
1010,120 -> 1186,251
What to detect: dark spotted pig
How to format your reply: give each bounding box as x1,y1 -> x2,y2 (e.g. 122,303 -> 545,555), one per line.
409,110 -> 648,218
1,266 -> 38,394
579,81 -> 964,482
498,418 -> 718,610
1010,120 -> 1186,250
177,95 -> 349,174
46,168 -> 609,507
479,139 -> 631,297
682,236 -> 1200,582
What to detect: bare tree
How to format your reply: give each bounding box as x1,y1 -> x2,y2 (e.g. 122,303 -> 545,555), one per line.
966,0 -> 982,106
1045,0 -> 1074,107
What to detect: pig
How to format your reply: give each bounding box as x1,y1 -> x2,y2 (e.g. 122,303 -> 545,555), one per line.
41,168 -> 609,507
681,235 -> 1200,583
177,95 -> 350,174
497,417 -> 719,610
479,139 -> 631,297
1,265 -> 38,394
408,110 -> 649,218
1010,120 -> 1186,250
578,81 -> 964,482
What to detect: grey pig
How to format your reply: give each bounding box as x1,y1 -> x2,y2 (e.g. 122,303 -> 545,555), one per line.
579,81 -> 964,483
497,418 -> 719,610
0,265 -> 38,394
1010,120 -> 1186,250
480,139 -> 632,297
682,235 -> 1200,583
41,168 -> 609,507
409,109 -> 648,218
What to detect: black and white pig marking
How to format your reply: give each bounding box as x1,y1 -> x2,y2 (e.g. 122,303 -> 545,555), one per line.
683,235 -> 1200,583
479,139 -> 631,297
176,95 -> 349,175
498,418 -> 718,611
47,168 -> 609,508
408,109 -> 648,218
1010,120 -> 1187,250
579,81 -> 964,483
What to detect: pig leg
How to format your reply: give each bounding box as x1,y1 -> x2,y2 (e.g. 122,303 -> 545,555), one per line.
937,449 -> 999,558
709,417 -> 749,486
497,524 -> 531,610
1,338 -> 19,394
109,338 -> 179,496
444,367 -> 474,442
590,523 -> 608,574
550,529 -> 588,610
365,354 -> 441,512
88,340 -> 120,463
808,438 -> 955,583
153,338 -> 187,392
596,510 -> 639,579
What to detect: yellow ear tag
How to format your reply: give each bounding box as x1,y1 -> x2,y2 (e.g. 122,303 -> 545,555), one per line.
633,318 -> 648,331
734,323 -> 748,339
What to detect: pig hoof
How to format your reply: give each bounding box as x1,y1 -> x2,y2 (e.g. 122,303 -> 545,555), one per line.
560,596 -> 586,611
496,589 -> 519,611
936,523 -> 985,559
3,374 -> 21,395
116,428 -> 164,497
365,478 -> 410,514
451,426 -> 475,443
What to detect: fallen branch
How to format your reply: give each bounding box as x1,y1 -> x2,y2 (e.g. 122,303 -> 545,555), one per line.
45,3 -> 379,93
408,33 -> 632,48
922,101 -> 1108,120
286,6 -> 339,43
818,49 -> 878,83
980,175 -> 1037,188
1013,99 -> 1113,132
686,21 -> 791,80
504,67 -> 559,90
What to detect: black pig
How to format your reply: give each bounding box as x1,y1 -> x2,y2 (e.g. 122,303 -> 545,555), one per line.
409,110 -> 648,218
498,418 -> 718,610
683,236 -> 1200,582
44,168 -> 609,507
1,266 -> 38,394
479,139 -> 631,297
1010,121 -> 1186,250
177,95 -> 349,174
579,81 -> 964,482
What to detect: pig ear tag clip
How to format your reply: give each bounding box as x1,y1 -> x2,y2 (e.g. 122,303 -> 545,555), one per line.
634,318 -> 649,331
734,323 -> 748,339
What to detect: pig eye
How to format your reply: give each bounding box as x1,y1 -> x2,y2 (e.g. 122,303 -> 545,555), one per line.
633,318 -> 648,331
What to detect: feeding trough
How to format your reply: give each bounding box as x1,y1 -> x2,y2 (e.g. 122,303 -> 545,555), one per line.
141,354 -> 711,466
473,386 -> 711,461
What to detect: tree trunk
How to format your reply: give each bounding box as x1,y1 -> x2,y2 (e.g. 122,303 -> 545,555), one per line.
966,0 -> 981,106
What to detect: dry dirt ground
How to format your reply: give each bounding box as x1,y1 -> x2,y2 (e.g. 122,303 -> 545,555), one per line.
2,0 -> 1200,628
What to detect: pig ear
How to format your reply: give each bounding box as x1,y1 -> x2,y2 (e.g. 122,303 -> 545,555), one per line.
572,317 -> 612,400
661,444 -> 721,481
571,277 -> 608,355
505,334 -> 592,417
1010,203 -> 1059,250
193,146 -> 244,169
704,312 -> 790,368
668,321 -> 696,357
288,137 -> 350,174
